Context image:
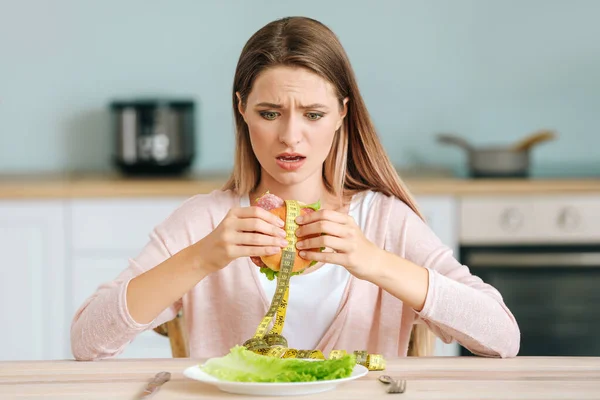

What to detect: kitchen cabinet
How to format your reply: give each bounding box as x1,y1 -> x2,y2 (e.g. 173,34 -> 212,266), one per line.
460,194 -> 600,245
0,200 -> 67,361
0,193 -> 460,360
415,196 -> 461,357
68,197 -> 188,359
417,195 -> 458,254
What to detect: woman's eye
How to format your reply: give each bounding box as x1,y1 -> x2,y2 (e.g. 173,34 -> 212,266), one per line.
306,112 -> 324,121
259,111 -> 279,120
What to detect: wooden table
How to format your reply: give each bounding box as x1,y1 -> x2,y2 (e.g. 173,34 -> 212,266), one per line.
1,357 -> 599,399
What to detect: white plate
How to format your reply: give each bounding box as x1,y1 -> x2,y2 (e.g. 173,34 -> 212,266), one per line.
183,362 -> 368,396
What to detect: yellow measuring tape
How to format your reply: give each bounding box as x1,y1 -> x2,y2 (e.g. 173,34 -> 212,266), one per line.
243,200 -> 385,371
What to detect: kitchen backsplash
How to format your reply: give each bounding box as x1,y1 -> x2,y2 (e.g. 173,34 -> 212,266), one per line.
1,0 -> 599,177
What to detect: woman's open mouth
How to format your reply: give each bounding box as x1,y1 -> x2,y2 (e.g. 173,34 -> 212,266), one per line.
276,154 -> 306,171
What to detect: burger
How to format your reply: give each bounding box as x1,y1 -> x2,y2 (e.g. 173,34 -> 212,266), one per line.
250,192 -> 322,280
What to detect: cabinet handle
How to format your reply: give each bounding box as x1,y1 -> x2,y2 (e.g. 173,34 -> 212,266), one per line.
557,207 -> 580,231
500,208 -> 523,232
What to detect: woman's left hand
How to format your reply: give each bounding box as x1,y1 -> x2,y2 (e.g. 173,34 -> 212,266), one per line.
294,209 -> 383,279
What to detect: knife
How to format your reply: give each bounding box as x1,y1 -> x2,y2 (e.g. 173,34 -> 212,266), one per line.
140,371 -> 171,399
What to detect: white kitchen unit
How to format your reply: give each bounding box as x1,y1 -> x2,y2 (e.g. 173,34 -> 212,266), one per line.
68,196 -> 188,359
416,195 -> 461,357
416,195 -> 458,254
0,200 -> 67,361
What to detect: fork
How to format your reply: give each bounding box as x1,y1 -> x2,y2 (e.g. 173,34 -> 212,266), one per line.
378,375 -> 407,394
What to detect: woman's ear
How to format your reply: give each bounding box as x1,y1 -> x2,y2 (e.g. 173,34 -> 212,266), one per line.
236,92 -> 246,122
336,97 -> 349,131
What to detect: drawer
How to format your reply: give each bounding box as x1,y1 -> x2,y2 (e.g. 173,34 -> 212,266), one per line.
459,196 -> 537,244
535,195 -> 600,243
460,195 -> 600,245
416,195 -> 458,252
69,197 -> 187,252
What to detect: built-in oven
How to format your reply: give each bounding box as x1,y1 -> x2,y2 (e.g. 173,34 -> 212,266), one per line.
457,193 -> 600,356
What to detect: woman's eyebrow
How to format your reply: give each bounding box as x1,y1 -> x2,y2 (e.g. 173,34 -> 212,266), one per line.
254,102 -> 329,110
255,102 -> 282,108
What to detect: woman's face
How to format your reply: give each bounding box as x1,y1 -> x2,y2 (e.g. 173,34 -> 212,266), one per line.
237,66 -> 347,189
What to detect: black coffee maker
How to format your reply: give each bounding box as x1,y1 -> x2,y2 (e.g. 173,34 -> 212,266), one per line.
110,98 -> 195,175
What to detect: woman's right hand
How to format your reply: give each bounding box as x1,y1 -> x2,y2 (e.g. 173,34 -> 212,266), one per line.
195,206 -> 289,273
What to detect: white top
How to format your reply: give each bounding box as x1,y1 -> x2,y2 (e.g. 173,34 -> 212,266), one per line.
240,191 -> 376,349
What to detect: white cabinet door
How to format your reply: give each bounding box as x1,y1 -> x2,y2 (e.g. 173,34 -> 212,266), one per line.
415,196 -> 461,356
0,200 -> 67,361
415,195 -> 458,254
70,197 -> 188,252
68,197 -> 187,359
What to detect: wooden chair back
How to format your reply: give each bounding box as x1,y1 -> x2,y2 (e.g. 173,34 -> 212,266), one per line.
152,311 -> 188,358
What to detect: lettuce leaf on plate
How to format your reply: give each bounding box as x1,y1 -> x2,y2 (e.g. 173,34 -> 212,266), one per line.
200,345 -> 355,383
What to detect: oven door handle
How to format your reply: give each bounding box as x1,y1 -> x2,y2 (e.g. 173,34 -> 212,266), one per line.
465,252 -> 600,267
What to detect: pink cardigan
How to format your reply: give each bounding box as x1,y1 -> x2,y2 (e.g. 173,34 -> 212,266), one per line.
70,190 -> 520,360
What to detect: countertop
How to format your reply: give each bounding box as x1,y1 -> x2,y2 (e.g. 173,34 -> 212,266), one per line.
1,356 -> 598,399
1,172 -> 600,199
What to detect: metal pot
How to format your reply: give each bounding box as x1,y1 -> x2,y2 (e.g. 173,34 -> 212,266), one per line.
437,130 -> 556,178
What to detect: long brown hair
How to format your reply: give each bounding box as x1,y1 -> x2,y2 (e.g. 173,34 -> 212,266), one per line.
224,16 -> 434,357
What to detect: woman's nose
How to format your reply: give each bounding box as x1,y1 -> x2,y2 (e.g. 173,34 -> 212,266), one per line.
278,116 -> 302,146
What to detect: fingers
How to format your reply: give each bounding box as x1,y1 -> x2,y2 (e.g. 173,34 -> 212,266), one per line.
296,235 -> 351,254
233,232 -> 289,248
236,218 -> 287,239
226,218 -> 288,259
219,206 -> 290,262
296,220 -> 348,239
298,249 -> 343,265
232,206 -> 285,228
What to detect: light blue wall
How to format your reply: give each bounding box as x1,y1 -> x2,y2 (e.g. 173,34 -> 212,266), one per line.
1,0 -> 599,177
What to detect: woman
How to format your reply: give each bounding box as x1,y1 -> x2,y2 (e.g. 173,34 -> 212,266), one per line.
70,16 -> 519,361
